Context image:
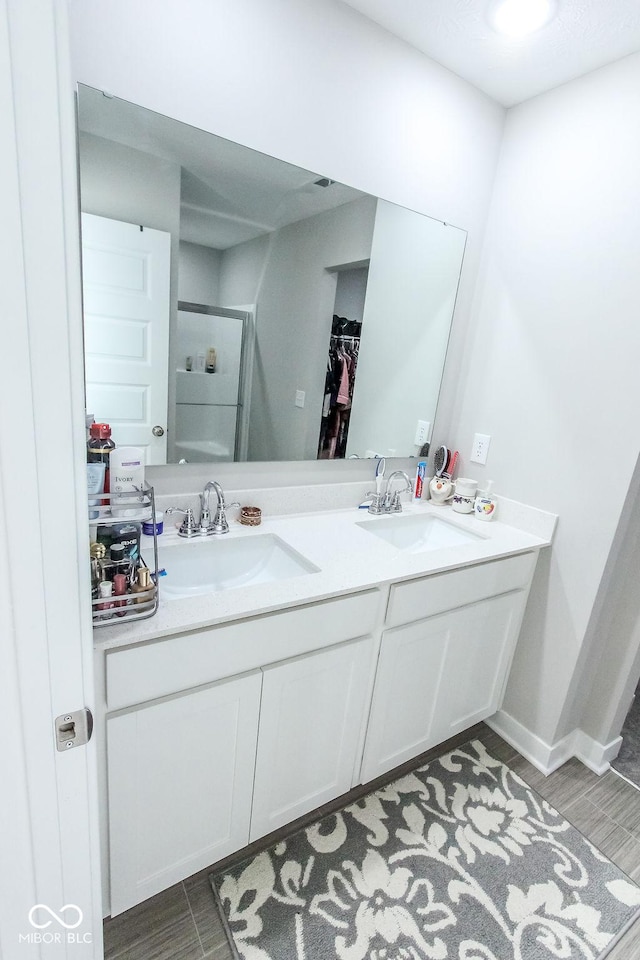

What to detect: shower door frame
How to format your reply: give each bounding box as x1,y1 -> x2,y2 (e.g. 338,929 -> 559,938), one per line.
176,301 -> 254,462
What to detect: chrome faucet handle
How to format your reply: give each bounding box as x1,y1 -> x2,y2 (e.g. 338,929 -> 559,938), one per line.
210,501 -> 240,535
165,506 -> 199,538
364,491 -> 385,515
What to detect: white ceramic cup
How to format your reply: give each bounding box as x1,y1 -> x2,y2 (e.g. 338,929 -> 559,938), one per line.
452,478 -> 478,513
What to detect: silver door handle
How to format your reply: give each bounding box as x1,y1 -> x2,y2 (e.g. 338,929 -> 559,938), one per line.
152,425 -> 165,437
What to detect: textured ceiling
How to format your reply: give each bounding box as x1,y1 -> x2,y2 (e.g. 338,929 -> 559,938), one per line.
338,0 -> 640,106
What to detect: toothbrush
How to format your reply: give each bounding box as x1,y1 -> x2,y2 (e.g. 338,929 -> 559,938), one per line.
375,457 -> 386,495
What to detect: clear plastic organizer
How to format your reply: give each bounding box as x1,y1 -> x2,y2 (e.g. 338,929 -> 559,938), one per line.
88,484 -> 159,627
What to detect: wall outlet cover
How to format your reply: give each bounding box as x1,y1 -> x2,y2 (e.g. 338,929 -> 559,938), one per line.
414,420 -> 430,446
471,433 -> 491,465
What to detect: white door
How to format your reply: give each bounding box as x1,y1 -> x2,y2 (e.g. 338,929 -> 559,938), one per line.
82,213 -> 171,464
0,1 -> 102,955
107,672 -> 261,915
250,637 -> 375,842
361,590 -> 529,783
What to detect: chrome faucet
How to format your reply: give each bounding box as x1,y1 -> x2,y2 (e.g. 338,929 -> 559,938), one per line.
364,469 -> 413,515
166,481 -> 240,537
200,480 -> 239,535
383,470 -> 412,513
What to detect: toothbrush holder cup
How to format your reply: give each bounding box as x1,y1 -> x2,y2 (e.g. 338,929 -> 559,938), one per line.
452,478 -> 478,514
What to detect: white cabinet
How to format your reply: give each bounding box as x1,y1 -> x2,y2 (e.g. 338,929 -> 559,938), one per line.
250,636 -> 376,842
360,582 -> 531,783
99,553 -> 540,915
107,671 -> 261,915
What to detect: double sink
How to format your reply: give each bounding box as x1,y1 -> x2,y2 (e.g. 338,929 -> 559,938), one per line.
149,512 -> 483,600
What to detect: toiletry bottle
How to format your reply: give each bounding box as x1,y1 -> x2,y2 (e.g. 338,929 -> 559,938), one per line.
109,542 -> 131,581
110,446 -> 145,517
87,461 -> 106,519
110,520 -> 141,565
87,422 -> 116,493
474,480 -> 497,521
132,566 -> 152,603
90,541 -> 107,583
113,573 -> 128,615
205,347 -> 217,373
96,580 -> 114,618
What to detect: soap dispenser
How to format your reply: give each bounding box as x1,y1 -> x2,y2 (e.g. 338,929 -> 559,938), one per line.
474,481 -> 497,521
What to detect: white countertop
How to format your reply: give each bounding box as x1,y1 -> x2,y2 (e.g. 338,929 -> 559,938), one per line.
94,496 -> 556,652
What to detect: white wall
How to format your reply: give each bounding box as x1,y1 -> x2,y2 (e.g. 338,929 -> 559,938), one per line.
178,241 -> 221,305
334,267 -> 369,324
247,195 -> 377,461
348,202 -> 466,459
79,131 -> 180,233
445,53 -> 640,748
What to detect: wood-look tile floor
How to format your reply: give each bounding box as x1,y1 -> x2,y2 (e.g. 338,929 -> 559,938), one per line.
103,723 -> 640,959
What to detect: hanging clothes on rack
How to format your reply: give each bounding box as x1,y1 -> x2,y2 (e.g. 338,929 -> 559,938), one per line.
318,316 -> 361,459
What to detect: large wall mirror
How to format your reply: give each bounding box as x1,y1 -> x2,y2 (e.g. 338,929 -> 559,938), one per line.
77,84 -> 467,466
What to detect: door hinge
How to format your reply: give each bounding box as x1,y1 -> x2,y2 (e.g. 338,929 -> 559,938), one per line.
54,708 -> 93,752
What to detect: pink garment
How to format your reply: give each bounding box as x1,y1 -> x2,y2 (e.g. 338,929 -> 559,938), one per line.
336,355 -> 350,405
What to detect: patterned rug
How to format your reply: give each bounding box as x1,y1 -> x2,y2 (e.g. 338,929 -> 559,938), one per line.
211,739 -> 640,959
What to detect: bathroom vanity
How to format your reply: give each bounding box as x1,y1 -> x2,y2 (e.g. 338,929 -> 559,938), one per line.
94,493 -> 555,916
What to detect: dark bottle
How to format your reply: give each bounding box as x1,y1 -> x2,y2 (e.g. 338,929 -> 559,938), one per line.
87,423 -> 116,493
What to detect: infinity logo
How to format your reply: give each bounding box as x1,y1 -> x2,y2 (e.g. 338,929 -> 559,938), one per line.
28,904 -> 83,929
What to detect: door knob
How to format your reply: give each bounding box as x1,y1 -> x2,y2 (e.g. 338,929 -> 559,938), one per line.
152,425 -> 165,437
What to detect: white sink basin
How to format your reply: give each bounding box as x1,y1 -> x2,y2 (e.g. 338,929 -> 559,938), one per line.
356,513 -> 484,553
149,534 -> 319,599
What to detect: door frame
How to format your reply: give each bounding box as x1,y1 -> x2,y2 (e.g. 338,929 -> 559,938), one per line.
0,1 -> 102,956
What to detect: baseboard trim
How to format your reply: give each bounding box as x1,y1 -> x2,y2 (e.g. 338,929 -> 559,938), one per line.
486,710 -> 622,777
572,731 -> 623,776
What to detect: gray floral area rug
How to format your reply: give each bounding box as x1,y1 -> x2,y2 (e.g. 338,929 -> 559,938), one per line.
211,740 -> 640,959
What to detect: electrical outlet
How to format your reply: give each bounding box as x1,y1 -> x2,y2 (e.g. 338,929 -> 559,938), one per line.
294,389 -> 305,408
471,433 -> 491,465
414,420 -> 430,446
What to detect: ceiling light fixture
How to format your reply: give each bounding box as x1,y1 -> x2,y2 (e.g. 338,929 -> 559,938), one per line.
489,0 -> 557,38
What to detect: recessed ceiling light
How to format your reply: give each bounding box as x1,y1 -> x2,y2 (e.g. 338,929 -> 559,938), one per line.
489,0 -> 557,38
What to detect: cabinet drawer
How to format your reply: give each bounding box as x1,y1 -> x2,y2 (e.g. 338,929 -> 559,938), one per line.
105,589 -> 380,711
386,552 -> 536,628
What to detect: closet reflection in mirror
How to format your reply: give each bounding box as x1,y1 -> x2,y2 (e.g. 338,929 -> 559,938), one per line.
77,84 -> 467,465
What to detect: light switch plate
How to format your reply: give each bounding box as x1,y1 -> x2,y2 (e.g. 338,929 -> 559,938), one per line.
471,433 -> 491,465
295,390 -> 305,408
414,420 -> 430,446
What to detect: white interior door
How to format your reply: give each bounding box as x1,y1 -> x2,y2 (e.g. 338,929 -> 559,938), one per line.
1,1 -> 102,955
82,213 -> 171,464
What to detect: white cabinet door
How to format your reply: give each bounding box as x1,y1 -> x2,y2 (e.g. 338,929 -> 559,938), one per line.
107,671 -> 261,915
433,590 -> 528,741
360,615 -> 449,783
250,636 -> 375,842
361,590 -> 528,783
